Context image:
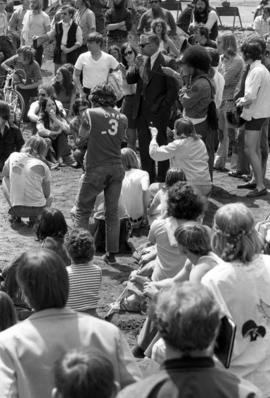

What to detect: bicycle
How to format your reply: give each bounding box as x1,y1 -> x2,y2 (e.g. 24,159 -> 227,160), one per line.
0,69 -> 26,125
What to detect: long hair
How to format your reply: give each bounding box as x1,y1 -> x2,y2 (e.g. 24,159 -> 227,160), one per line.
212,203 -> 263,263
151,18 -> 168,41
53,66 -> 74,96
121,147 -> 139,170
40,98 -> 65,129
120,42 -> 137,69
194,0 -> 210,23
219,31 -> 237,56
0,291 -> 17,331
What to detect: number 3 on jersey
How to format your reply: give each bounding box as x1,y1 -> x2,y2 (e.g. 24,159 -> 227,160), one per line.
101,119 -> 118,136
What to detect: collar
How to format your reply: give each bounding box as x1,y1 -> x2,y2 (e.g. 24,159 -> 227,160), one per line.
162,356 -> 215,371
0,121 -> 10,134
62,20 -> 72,28
71,261 -> 93,269
150,49 -> 160,66
28,307 -> 76,320
250,59 -> 262,71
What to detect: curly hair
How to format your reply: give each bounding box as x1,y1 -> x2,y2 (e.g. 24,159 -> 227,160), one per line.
167,183 -> 206,220
182,45 -> 211,74
89,83 -> 117,107
151,18 -> 168,41
65,228 -> 95,264
152,281 -> 220,353
212,203 -> 263,263
36,208 -> 68,242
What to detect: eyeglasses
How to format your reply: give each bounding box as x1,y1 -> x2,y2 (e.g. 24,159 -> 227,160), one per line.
38,93 -> 46,97
124,50 -> 133,56
139,42 -> 150,48
61,12 -> 68,15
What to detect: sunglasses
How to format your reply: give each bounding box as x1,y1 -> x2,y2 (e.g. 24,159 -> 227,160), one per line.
139,43 -> 150,48
124,50 -> 133,56
38,93 -> 46,97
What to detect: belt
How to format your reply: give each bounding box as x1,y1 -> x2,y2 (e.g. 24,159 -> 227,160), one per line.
130,216 -> 142,223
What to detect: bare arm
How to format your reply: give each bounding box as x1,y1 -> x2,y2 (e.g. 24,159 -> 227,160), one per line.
73,67 -> 84,98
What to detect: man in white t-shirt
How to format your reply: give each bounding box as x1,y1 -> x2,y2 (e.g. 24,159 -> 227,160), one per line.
73,31 -> 119,98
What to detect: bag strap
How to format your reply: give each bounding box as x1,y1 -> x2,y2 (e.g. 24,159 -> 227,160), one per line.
199,75 -> 215,100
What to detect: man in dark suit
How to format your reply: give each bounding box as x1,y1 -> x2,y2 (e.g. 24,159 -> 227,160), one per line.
126,33 -> 178,182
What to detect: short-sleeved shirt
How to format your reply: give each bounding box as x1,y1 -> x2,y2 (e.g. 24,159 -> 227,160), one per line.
67,261 -> 102,311
5,151 -> 51,207
74,51 -> 118,89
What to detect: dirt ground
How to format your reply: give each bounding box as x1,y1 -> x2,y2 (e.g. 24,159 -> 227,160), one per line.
1,128 -> 270,350
1,10 -> 270,352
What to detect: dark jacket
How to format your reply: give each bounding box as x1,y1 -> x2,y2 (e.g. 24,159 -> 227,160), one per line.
0,124 -> 24,170
118,357 -> 262,398
54,20 -> 79,65
126,52 -> 178,120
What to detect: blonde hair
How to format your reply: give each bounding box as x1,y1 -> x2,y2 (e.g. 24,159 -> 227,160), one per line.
212,203 -> 262,263
21,135 -> 47,158
121,147 -> 139,170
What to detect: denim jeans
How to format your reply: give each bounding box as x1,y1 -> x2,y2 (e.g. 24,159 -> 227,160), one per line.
74,165 -> 125,253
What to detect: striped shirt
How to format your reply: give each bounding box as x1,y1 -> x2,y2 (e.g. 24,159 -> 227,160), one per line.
67,261 -> 102,311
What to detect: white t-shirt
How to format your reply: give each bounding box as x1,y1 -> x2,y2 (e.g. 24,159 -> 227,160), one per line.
5,152 -> 50,207
74,51 -> 118,89
202,254 -> 270,397
121,168 -> 149,220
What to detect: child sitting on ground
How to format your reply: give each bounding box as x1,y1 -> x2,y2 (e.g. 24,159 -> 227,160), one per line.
65,228 -> 102,316
147,167 -> 186,225
36,208 -> 70,266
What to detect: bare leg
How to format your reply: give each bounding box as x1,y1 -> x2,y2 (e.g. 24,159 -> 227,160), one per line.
244,129 -> 265,191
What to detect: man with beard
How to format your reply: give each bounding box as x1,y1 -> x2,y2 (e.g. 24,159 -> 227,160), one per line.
137,0 -> 176,36
189,0 -> 218,41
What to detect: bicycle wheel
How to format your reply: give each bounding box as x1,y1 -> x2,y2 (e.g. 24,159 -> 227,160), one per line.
5,88 -> 25,124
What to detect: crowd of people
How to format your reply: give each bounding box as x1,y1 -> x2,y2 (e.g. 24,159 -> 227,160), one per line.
1,0 -> 270,396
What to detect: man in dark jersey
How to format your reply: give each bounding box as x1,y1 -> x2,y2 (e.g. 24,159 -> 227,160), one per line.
73,83 -> 127,265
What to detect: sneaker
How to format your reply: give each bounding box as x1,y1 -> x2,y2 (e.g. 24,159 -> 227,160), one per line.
102,253 -> 118,265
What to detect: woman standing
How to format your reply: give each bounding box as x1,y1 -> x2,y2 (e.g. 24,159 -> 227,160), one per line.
2,135 -> 52,225
214,32 -> 244,171
235,41 -> 270,197
120,42 -> 137,150
37,97 -> 75,167
179,45 -> 216,181
151,18 -> 179,58
202,203 -> 270,397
